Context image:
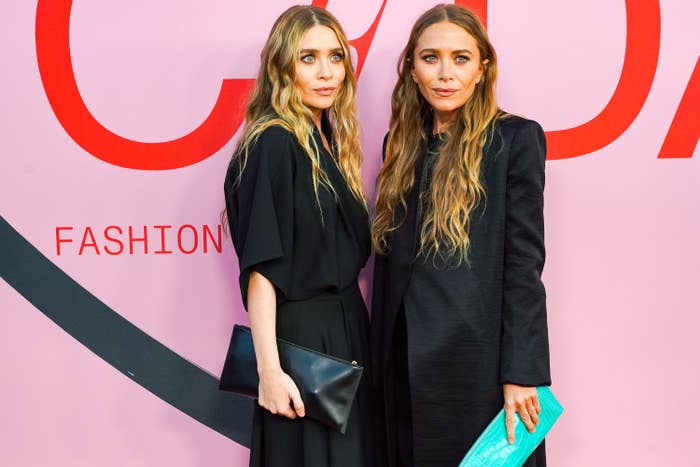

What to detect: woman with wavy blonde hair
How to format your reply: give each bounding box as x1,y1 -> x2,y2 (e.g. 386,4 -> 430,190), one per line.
370,4 -> 551,467
220,5 -> 372,467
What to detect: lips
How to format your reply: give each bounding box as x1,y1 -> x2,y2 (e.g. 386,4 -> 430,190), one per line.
433,88 -> 458,97
314,87 -> 336,96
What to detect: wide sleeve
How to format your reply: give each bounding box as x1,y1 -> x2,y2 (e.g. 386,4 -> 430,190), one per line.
499,119 -> 552,386
224,126 -> 296,309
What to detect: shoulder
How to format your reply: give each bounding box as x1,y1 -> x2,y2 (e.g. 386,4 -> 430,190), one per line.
494,114 -> 546,171
495,114 -> 545,142
496,113 -> 544,136
247,124 -> 300,168
250,124 -> 298,152
227,124 -> 298,188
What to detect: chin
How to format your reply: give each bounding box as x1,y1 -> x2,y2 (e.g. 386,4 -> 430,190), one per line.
430,102 -> 464,114
306,98 -> 335,111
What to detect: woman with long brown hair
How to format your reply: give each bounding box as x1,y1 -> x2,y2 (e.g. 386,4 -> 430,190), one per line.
221,5 -> 372,467
371,4 -> 551,466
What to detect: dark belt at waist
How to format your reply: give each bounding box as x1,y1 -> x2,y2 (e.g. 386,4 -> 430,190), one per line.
283,279 -> 361,303
281,279 -> 364,365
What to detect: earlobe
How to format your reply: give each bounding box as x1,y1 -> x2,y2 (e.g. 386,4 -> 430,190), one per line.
476,59 -> 489,84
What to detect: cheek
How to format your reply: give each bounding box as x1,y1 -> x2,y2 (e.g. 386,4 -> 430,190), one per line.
294,67 -> 313,91
464,66 -> 483,87
293,79 -> 306,99
476,67 -> 485,84
334,64 -> 346,82
411,65 -> 430,86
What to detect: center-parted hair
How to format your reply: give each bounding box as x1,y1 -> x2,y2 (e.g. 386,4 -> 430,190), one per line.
231,5 -> 366,209
372,4 -> 502,263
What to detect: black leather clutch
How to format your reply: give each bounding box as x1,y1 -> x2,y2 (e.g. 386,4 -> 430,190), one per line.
219,325 -> 363,434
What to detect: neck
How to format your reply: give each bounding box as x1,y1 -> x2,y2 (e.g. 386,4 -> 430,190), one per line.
312,108 -> 323,132
433,109 -> 457,134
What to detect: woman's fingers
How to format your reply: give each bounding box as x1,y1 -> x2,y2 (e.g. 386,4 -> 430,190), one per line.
505,395 -> 541,443
279,402 -> 297,419
256,373 -> 307,420
517,403 -> 536,434
289,384 -> 306,417
258,373 -> 305,420
503,384 -> 542,442
263,397 -> 296,419
505,406 -> 517,444
526,398 -> 539,427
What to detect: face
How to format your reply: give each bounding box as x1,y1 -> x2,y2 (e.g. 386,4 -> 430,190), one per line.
411,21 -> 487,125
294,25 -> 346,120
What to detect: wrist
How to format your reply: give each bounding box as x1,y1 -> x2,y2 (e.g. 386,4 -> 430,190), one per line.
257,363 -> 282,376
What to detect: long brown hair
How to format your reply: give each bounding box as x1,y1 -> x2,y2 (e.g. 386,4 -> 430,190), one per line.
226,5 -> 365,220
372,4 -> 502,263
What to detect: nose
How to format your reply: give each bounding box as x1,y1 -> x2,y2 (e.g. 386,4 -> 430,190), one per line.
437,60 -> 454,82
318,58 -> 333,80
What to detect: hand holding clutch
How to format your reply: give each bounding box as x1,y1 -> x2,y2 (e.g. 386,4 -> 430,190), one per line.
219,325 -> 363,434
257,366 -> 305,419
503,384 -> 541,443
459,386 -> 563,467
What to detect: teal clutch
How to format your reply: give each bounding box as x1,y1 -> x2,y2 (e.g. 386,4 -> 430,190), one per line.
458,386 -> 563,467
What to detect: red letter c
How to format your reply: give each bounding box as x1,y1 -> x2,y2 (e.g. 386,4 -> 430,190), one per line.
35,0 -> 254,170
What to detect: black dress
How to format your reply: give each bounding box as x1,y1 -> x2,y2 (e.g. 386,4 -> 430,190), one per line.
223,122 -> 373,467
371,116 -> 552,467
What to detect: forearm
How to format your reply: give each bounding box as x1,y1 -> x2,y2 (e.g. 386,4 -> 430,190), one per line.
247,270 -> 281,374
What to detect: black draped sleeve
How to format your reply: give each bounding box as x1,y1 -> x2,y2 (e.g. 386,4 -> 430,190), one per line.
499,119 -> 552,386
224,126 -> 296,309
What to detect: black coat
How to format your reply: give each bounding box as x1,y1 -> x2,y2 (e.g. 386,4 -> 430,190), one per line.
370,115 -> 552,467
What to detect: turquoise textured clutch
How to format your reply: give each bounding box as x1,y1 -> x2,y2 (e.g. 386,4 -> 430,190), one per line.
458,386 -> 563,467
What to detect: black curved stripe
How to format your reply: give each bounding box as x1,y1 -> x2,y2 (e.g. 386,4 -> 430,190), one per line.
0,215 -> 252,448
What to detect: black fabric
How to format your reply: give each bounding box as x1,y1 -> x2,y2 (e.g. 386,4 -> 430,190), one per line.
224,123 -> 373,467
393,305 -> 414,467
224,124 -> 370,309
371,115 -> 551,467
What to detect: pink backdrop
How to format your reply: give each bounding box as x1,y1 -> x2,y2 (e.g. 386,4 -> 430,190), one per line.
1,0 -> 698,466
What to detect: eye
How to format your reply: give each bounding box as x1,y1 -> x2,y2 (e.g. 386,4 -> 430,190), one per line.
421,54 -> 438,63
301,54 -> 315,64
455,55 -> 470,64
330,52 -> 344,63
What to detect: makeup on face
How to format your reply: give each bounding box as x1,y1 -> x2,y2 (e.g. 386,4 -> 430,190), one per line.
411,21 -> 487,131
295,25 -> 346,123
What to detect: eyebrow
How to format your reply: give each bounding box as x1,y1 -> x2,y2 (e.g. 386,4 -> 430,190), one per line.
299,47 -> 344,55
418,48 -> 474,55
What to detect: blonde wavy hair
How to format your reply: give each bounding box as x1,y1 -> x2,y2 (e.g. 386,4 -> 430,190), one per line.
229,5 -> 365,214
372,4 -> 503,263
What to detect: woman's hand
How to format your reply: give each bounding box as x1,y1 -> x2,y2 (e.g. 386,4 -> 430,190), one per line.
258,366 -> 305,419
503,384 -> 540,444
246,271 -> 305,420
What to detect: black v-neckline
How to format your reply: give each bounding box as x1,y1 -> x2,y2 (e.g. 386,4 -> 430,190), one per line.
312,118 -> 371,257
